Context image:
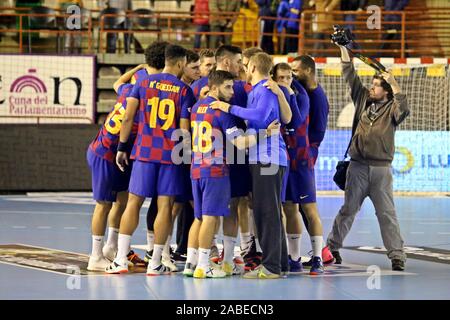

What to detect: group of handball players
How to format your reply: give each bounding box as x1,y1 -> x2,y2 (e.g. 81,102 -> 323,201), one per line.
86,41 -> 334,279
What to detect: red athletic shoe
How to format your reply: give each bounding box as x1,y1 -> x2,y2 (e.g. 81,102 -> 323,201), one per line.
127,250 -> 146,267
322,246 -> 335,265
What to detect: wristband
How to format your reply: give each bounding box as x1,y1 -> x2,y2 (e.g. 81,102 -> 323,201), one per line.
117,142 -> 129,152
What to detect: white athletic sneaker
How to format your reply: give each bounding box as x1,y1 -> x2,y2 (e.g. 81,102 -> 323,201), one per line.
162,252 -> 178,272
194,264 -> 227,279
104,258 -> 129,274
146,263 -> 172,276
183,262 -> 196,277
102,244 -> 117,262
87,256 -> 110,272
222,261 -> 245,276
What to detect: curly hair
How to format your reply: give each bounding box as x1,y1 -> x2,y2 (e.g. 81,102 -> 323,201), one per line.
144,41 -> 170,70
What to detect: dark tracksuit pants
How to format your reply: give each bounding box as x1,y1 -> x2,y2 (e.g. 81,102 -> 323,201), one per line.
250,163 -> 288,274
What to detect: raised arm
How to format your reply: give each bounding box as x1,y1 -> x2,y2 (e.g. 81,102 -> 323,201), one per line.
338,44 -> 369,106
113,64 -> 147,93
382,71 -> 410,125
209,93 -> 275,123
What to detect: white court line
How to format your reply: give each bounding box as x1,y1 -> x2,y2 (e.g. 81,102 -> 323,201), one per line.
438,232 -> 450,235
37,226 -> 52,229
410,232 -> 425,235
12,226 -> 27,229
63,227 -> 78,230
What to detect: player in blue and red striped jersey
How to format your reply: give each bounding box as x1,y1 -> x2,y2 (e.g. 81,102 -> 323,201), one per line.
191,45 -> 253,264
106,44 -> 196,275
143,49 -> 202,272
183,70 -> 280,278
86,41 -> 169,272
291,55 -> 333,273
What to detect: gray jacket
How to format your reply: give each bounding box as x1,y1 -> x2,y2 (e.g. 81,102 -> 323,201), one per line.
342,61 -> 410,166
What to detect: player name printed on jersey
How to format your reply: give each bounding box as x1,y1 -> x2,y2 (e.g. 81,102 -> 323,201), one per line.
148,80 -> 181,93
130,73 -> 195,164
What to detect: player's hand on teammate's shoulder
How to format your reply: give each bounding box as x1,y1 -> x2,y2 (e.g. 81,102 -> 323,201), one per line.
283,84 -> 295,95
116,151 -> 129,172
210,100 -> 231,113
200,86 -> 210,100
266,120 -> 281,137
263,79 -> 283,96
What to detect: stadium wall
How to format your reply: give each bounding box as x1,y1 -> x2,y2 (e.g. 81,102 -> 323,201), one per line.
0,125 -> 99,191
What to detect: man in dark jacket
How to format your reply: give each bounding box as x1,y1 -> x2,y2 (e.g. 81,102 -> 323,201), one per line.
327,43 -> 410,271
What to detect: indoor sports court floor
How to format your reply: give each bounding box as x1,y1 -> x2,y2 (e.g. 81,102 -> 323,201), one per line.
1,192 -> 449,300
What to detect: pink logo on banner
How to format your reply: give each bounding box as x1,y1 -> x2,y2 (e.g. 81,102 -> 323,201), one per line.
10,69 -> 47,93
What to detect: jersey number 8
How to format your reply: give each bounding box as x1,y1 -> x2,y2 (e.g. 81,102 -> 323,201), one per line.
191,121 -> 212,153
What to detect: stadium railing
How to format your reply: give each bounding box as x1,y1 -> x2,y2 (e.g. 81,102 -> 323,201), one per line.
1,7 -> 450,57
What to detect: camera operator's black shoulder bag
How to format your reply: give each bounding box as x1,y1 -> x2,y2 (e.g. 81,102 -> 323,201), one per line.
333,105 -> 361,191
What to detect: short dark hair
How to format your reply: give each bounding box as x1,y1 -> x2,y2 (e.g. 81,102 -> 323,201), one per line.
272,62 -> 292,78
165,44 -> 187,65
373,74 -> 394,100
242,47 -> 263,59
199,49 -> 215,62
208,70 -> 235,88
144,41 -> 169,69
293,55 -> 316,75
215,45 -> 242,63
186,50 -> 200,64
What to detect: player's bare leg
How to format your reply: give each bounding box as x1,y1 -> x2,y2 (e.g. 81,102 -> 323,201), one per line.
91,201 -> 112,236
194,216 -> 226,278
159,201 -> 184,272
283,201 -> 303,273
222,198 -> 245,275
105,193 -> 144,274
183,217 -> 201,276
88,200 -> 112,271
102,191 -> 128,261
300,202 -> 327,274
209,216 -> 221,262
238,196 -> 252,254
147,195 -> 175,275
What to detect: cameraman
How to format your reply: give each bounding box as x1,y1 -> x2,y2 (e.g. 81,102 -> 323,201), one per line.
326,43 -> 410,271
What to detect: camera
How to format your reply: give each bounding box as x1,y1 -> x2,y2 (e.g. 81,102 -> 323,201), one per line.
330,25 -> 354,46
